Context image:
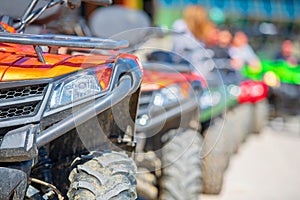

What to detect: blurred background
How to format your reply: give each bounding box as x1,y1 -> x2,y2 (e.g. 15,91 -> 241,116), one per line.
108,0 -> 300,60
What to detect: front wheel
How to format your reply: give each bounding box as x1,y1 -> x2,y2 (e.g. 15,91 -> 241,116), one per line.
201,117 -> 228,194
160,128 -> 202,200
67,151 -> 137,200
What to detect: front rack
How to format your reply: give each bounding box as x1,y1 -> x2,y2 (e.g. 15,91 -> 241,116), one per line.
0,32 -> 129,50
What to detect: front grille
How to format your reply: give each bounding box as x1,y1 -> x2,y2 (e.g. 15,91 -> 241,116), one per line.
0,84 -> 47,100
0,83 -> 48,122
0,101 -> 40,119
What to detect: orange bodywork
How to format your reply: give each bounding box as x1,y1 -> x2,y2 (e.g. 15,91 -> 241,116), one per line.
0,23 -> 16,33
142,69 -> 194,98
0,43 -> 115,81
142,69 -> 186,90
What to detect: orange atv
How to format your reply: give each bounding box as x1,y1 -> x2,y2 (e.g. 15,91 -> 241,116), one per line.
0,0 -> 142,199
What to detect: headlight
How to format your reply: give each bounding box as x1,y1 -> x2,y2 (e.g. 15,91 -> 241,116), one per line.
138,114 -> 149,126
199,90 -> 221,109
263,71 -> 280,88
153,85 -> 182,106
251,84 -> 264,97
227,84 -> 241,97
49,67 -> 112,109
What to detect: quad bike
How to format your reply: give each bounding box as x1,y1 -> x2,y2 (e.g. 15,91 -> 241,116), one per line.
211,60 -> 268,140
209,58 -> 269,137
238,79 -> 269,133
241,60 -> 299,117
85,6 -> 204,200
136,50 -> 242,196
130,33 -> 250,196
190,53 -> 268,194
0,0 -> 143,199
69,5 -> 265,197
195,57 -> 242,194
134,52 -> 203,200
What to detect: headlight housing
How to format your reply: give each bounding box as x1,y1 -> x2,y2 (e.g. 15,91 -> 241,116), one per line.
227,84 -> 241,98
49,66 -> 112,110
153,84 -> 183,106
199,90 -> 222,109
263,71 -> 280,88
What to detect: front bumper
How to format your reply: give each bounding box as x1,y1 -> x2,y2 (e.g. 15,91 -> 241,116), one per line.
0,75 -> 135,162
0,124 -> 38,162
136,98 -> 199,133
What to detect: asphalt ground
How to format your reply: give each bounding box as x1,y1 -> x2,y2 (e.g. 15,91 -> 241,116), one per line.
200,116 -> 300,200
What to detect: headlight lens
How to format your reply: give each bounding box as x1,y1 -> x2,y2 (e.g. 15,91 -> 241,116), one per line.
153,85 -> 182,106
263,71 -> 280,87
49,67 -> 112,109
200,90 -> 222,109
227,84 -> 241,97
251,84 -> 264,97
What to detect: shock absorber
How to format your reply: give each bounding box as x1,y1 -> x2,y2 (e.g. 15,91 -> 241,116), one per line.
31,146 -> 53,193
39,147 -> 53,185
28,146 -> 65,199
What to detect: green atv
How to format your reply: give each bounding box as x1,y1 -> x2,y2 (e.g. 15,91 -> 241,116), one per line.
241,60 -> 300,116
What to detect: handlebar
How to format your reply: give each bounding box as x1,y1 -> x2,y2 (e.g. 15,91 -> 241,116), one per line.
81,0 -> 112,5
15,0 -> 63,32
0,32 -> 129,49
14,0 -> 112,33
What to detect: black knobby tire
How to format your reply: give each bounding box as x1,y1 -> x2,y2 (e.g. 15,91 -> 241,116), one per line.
160,129 -> 202,200
201,117 -> 227,194
67,151 -> 137,200
234,104 -> 251,144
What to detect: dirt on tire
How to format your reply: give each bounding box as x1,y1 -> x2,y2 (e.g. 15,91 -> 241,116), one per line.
160,128 -> 202,200
67,151 -> 137,200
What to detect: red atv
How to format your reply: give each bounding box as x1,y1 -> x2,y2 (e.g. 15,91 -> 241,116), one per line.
134,54 -> 204,200
238,80 -> 269,133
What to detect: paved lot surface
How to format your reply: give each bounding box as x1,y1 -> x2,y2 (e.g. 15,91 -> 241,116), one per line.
200,116 -> 300,200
